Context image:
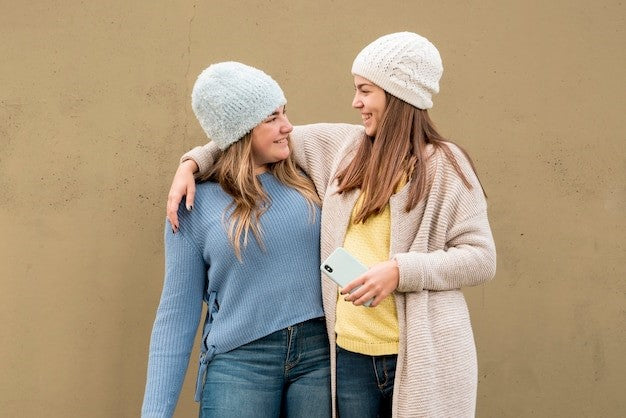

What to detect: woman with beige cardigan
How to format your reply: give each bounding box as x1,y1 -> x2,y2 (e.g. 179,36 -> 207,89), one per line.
167,32 -> 496,417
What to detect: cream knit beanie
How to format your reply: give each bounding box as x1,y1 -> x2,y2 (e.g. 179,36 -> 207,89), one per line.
352,32 -> 443,109
191,61 -> 287,150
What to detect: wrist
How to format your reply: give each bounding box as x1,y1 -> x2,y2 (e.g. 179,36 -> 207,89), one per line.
180,158 -> 199,174
390,258 -> 400,286
390,258 -> 399,271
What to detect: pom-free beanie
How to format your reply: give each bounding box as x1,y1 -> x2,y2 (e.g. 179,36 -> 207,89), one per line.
352,32 -> 443,109
191,61 -> 287,150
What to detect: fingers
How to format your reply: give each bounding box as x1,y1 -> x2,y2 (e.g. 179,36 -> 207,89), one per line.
186,183 -> 196,211
340,277 -> 363,295
167,194 -> 180,233
166,163 -> 198,233
344,282 -> 386,307
341,276 -> 378,307
341,263 -> 399,307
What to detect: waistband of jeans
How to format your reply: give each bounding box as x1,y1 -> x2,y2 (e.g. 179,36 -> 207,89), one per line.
290,316 -> 325,327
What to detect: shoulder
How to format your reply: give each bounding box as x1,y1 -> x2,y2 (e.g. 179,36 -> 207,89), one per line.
425,143 -> 489,216
188,180 -> 224,203
178,181 -> 226,219
429,142 -> 475,174
423,142 -> 484,194
194,180 -> 220,193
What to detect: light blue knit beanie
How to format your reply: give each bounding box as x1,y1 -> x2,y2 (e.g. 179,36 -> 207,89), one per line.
191,62 -> 287,150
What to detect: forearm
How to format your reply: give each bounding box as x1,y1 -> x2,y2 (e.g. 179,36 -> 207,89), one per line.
290,123 -> 364,199
395,214 -> 496,292
142,223 -> 206,416
180,141 -> 220,177
143,306 -> 200,417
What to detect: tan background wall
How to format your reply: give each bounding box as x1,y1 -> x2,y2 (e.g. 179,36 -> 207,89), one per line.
1,1 -> 624,417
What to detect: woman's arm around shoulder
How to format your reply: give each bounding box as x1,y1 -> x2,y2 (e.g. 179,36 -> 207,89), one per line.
167,142 -> 221,231
290,123 -> 364,199
181,141 -> 221,176
167,124 -> 365,229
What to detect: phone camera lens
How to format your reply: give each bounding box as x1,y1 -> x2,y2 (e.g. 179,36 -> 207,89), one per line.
324,265 -> 333,273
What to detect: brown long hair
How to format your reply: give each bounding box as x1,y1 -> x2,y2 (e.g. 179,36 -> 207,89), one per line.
200,134 -> 320,260
336,92 -> 484,224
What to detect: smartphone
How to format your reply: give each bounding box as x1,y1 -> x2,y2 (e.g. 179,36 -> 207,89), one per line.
321,247 -> 372,307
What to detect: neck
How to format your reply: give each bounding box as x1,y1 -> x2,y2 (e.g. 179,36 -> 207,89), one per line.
254,165 -> 268,175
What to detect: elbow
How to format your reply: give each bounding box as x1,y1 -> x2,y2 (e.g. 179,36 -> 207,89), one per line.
480,244 -> 497,284
465,241 -> 496,286
485,254 -> 497,283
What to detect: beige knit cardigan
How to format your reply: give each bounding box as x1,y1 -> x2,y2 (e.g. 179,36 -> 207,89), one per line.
184,123 -> 497,418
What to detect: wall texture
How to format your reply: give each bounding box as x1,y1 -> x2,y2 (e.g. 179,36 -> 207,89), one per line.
1,1 -> 624,417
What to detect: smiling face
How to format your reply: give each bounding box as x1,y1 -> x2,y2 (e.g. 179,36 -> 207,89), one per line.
250,106 -> 293,172
352,75 -> 387,137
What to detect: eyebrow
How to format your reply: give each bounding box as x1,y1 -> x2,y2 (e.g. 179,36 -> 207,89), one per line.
269,106 -> 286,116
355,83 -> 373,89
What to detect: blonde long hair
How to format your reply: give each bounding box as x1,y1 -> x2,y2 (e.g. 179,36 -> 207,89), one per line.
200,134 -> 320,260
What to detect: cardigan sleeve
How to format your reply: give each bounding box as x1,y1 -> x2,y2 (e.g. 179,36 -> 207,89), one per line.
142,219 -> 206,418
180,141 -> 220,178
395,209 -> 496,292
179,123 -> 364,199
395,146 -> 496,292
289,123 -> 364,199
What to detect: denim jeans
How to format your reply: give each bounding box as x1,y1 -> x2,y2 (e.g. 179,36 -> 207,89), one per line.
336,346 -> 397,418
200,317 -> 331,418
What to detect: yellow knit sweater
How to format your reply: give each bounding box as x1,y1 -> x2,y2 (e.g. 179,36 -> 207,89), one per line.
335,193 -> 400,355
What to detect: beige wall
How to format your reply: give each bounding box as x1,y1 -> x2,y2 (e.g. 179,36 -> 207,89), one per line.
1,1 -> 624,416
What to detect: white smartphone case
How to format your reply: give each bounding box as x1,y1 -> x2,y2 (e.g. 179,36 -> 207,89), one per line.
321,247 -> 372,307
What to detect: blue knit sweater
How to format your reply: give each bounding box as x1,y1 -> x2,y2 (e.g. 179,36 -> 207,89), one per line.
142,172 -> 323,418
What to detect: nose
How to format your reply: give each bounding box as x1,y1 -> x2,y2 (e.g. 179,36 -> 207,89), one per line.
352,92 -> 362,109
280,116 -> 293,134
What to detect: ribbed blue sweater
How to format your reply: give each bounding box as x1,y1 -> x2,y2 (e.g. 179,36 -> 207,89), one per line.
142,172 -> 323,418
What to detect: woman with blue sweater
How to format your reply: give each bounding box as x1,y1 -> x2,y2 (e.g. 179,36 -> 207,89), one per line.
141,62 -> 329,418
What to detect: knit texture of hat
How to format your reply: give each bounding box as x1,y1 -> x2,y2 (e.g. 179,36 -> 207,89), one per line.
352,32 -> 443,109
191,62 -> 286,150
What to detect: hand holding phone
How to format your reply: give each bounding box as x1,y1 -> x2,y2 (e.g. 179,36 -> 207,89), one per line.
321,247 -> 373,307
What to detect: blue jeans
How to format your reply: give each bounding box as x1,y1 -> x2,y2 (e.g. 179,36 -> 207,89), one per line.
200,317 -> 331,418
336,346 -> 397,418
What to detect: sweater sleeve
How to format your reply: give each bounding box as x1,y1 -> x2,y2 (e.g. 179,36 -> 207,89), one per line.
180,141 -> 220,179
395,209 -> 496,292
289,123 -> 364,198
395,147 -> 497,292
142,220 -> 206,418
179,123 -> 365,199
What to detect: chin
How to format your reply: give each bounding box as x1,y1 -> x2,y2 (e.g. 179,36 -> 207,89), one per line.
272,153 -> 290,163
